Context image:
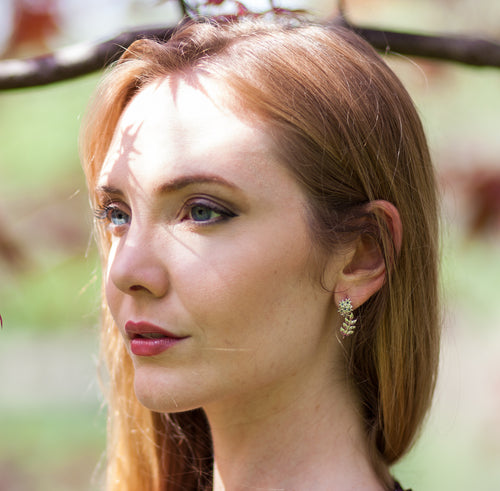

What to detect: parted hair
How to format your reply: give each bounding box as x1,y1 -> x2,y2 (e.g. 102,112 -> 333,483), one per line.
81,17 -> 440,491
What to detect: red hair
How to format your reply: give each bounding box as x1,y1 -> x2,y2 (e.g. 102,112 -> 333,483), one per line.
81,18 -> 440,490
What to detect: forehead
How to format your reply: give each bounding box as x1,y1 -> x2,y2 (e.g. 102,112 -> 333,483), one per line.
99,76 -> 276,190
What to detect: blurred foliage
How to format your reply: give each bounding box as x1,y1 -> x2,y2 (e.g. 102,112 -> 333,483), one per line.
0,75 -> 101,332
0,255 -> 100,331
0,408 -> 106,491
0,75 -> 96,193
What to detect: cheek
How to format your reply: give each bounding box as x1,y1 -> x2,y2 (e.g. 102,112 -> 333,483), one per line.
103,248 -> 123,320
172,228 -> 322,341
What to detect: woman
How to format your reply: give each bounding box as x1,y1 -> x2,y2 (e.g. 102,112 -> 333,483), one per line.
81,17 -> 439,491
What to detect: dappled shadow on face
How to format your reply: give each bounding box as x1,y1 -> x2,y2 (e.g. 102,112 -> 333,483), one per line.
97,117 -> 205,255
97,122 -> 143,193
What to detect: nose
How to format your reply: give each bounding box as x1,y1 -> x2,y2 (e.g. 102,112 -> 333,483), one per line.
107,224 -> 170,298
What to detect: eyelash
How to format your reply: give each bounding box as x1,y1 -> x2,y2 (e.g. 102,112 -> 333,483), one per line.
94,201 -> 130,232
93,198 -> 237,231
183,198 -> 237,225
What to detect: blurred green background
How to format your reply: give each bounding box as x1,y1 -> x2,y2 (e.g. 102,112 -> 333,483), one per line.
1,0 -> 499,489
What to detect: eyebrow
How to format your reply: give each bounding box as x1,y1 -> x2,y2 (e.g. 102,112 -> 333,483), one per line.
95,174 -> 243,198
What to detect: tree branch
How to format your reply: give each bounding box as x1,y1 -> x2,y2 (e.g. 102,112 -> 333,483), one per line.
335,17 -> 500,67
0,26 -> 175,90
1,18 -> 500,90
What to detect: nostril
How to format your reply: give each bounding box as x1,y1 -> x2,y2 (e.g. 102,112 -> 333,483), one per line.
128,283 -> 157,295
128,284 -> 157,295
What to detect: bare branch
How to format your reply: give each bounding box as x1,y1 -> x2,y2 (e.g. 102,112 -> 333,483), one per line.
334,17 -> 500,67
177,0 -> 190,18
0,26 -> 175,90
1,17 -> 500,90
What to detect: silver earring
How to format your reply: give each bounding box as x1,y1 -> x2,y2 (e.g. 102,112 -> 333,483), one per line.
338,297 -> 357,337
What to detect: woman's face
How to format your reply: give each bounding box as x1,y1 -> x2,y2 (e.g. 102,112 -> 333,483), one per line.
97,76 -> 343,415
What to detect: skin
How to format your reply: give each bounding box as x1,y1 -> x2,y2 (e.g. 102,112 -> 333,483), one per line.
97,75 -> 386,490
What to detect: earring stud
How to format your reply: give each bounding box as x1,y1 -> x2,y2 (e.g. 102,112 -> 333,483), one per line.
338,297 -> 357,337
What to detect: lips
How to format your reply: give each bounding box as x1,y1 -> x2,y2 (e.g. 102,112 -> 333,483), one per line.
125,321 -> 188,356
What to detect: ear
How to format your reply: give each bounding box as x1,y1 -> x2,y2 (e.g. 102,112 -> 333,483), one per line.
332,200 -> 402,309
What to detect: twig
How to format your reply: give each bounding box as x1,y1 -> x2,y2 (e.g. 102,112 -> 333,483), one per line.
1,17 -> 500,90
334,17 -> 500,67
0,26 -> 175,90
177,0 -> 190,19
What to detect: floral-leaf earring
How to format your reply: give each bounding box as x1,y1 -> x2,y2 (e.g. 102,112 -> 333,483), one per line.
338,298 -> 357,337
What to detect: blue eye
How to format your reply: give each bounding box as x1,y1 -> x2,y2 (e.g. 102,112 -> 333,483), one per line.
109,207 -> 130,226
185,200 -> 236,224
94,203 -> 130,229
190,205 -> 222,222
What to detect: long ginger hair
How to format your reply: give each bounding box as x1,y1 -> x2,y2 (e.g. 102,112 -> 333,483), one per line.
81,18 -> 440,490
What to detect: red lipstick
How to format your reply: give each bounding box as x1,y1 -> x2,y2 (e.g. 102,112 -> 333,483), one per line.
125,321 -> 188,356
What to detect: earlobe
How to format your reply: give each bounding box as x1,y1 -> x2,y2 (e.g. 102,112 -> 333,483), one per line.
333,200 -> 402,310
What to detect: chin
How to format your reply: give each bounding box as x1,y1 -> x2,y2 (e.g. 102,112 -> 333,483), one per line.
132,366 -> 201,414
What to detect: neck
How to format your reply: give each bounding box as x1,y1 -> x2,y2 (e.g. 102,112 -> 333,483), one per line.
206,360 -> 385,491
